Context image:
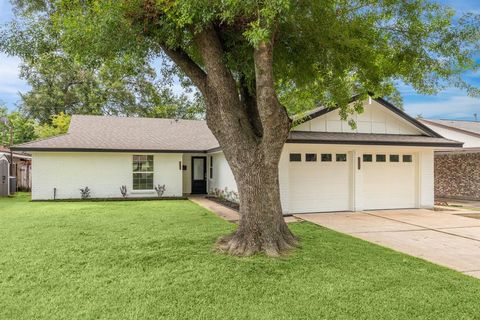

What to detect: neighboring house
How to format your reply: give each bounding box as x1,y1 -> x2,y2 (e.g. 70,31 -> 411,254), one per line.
12,97 -> 461,214
420,119 -> 480,201
0,146 -> 32,191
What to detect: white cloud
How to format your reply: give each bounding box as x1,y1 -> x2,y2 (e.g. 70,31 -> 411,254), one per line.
404,94 -> 480,120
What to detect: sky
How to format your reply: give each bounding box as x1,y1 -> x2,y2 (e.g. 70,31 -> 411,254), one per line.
0,0 -> 479,120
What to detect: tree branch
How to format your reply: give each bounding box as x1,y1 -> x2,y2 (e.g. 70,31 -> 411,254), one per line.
253,40 -> 291,148
194,26 -> 258,144
161,46 -> 208,95
239,75 -> 262,137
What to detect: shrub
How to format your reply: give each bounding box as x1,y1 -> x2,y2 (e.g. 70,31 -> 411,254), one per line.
212,187 -> 239,203
79,187 -> 91,199
120,185 -> 128,198
155,184 -> 166,197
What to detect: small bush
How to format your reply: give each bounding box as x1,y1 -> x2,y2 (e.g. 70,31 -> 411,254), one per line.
79,187 -> 91,200
155,184 -> 166,197
120,185 -> 128,198
212,187 -> 238,203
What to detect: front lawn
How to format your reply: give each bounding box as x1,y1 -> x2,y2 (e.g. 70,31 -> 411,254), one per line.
1,194 -> 479,320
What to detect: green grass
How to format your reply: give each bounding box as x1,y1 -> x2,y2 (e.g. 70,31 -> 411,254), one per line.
1,193 -> 480,320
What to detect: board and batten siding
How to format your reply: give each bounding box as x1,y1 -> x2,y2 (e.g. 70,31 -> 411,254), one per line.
31,152 -> 183,200
294,99 -> 421,135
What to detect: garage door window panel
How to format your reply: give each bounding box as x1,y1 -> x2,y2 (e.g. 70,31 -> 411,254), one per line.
363,154 -> 373,162
389,155 -> 400,162
376,154 -> 386,162
290,153 -> 301,162
336,154 -> 347,162
321,154 -> 332,162
305,153 -> 317,162
403,155 -> 413,162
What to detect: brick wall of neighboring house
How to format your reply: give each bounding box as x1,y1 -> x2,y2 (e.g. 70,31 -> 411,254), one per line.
434,152 -> 480,200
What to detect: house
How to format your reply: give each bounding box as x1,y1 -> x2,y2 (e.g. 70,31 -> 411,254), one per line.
12,97 -> 461,214
0,146 -> 32,192
419,119 -> 480,201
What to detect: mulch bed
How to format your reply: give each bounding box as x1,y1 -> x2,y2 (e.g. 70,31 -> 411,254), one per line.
205,196 -> 239,211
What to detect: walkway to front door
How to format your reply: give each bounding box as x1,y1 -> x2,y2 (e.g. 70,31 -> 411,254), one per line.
295,209 -> 480,279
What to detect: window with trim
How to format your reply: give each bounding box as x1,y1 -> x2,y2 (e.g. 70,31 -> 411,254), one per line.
376,154 -> 386,162
336,154 -> 347,162
133,155 -> 154,190
305,153 -> 317,162
389,154 -> 400,162
321,153 -> 332,162
290,153 -> 301,162
403,155 -> 413,162
210,156 -> 213,179
363,154 -> 372,162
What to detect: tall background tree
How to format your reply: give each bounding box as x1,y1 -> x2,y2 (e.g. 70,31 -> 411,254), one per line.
2,0 -> 479,255
1,2 -> 204,124
0,104 -> 37,145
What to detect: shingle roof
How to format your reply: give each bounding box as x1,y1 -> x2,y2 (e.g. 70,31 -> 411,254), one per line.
420,119 -> 480,136
13,115 -> 220,152
12,113 -> 462,152
287,131 -> 463,147
0,146 -> 31,158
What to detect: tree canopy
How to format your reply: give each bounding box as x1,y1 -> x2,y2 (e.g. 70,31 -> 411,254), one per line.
34,112 -> 71,138
0,104 -> 37,145
1,3 -> 205,123
23,0 -> 478,119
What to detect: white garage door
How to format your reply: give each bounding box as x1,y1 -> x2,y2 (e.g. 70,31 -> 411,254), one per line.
362,153 -> 416,210
288,152 -> 351,213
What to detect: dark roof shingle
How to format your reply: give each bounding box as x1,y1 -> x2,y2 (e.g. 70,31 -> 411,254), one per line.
287,131 -> 462,147
420,119 -> 480,136
12,114 -> 462,152
13,115 -> 219,152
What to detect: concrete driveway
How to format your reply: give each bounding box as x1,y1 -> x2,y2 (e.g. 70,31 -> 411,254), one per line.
295,209 -> 480,279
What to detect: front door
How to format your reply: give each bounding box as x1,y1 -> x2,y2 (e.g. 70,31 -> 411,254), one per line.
191,156 -> 207,194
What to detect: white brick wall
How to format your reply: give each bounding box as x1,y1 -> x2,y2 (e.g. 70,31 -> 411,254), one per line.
32,152 -> 183,200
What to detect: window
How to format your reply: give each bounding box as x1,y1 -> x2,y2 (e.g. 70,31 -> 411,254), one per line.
403,155 -> 413,162
389,154 -> 400,162
321,153 -> 332,162
290,153 -> 301,162
363,154 -> 373,162
336,154 -> 347,162
305,153 -> 317,162
133,155 -> 154,190
376,154 -> 386,162
209,156 -> 213,179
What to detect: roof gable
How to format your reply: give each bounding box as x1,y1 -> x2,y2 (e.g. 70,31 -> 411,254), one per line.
0,154 -> 9,162
294,97 -> 441,137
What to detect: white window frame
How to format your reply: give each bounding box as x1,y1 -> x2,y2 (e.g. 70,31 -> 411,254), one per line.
132,155 -> 154,191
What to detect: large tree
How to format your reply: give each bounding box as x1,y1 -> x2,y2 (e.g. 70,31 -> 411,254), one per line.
0,105 -> 37,145
1,6 -> 204,123
9,0 -> 480,256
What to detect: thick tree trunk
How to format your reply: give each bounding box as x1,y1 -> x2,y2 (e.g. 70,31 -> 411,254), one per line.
163,27 -> 298,256
216,155 -> 298,256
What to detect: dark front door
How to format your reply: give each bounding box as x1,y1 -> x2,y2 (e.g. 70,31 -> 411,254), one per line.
191,156 -> 207,194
